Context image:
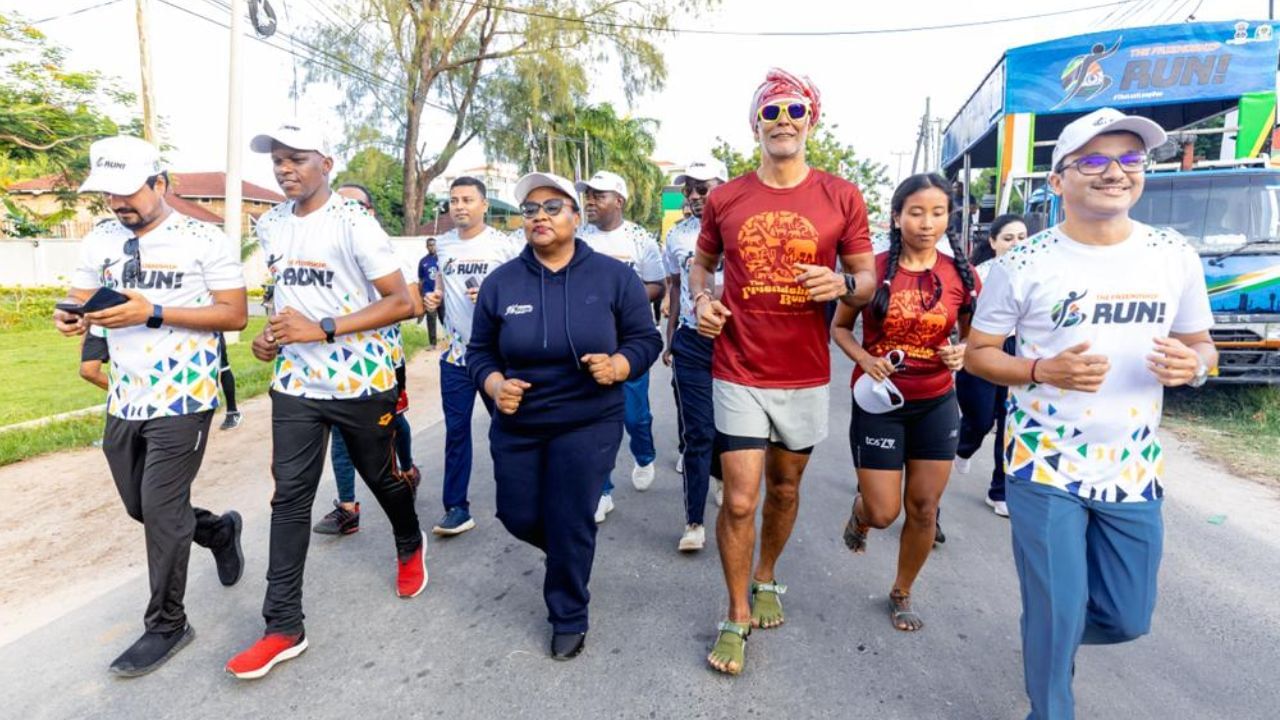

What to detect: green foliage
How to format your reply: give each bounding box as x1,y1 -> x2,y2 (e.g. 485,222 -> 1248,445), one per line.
0,286 -> 64,330
0,415 -> 104,467
301,1 -> 714,234
0,11 -> 137,235
488,102 -> 664,227
334,147 -> 409,235
712,124 -> 890,218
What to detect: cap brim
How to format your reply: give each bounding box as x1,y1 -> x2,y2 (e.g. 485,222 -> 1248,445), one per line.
79,169 -> 149,195
1103,116 -> 1168,151
516,172 -> 579,205
852,374 -> 903,414
675,171 -> 725,185
249,134 -> 279,153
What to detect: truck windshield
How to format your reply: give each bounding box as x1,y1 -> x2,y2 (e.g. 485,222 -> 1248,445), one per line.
1130,173 -> 1280,253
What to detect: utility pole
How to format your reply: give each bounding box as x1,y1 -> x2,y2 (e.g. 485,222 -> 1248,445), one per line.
547,129 -> 555,175
891,150 -> 911,184
224,0 -> 245,256
135,0 -> 158,142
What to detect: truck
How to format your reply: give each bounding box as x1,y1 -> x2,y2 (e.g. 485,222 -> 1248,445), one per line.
942,20 -> 1280,383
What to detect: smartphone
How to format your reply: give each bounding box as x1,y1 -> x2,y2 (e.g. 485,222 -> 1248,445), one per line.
55,301 -> 85,316
465,277 -> 480,290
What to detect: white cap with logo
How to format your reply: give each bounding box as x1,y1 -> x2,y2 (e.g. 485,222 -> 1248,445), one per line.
514,171 -> 580,207
674,157 -> 728,185
79,136 -> 163,195
250,120 -> 331,156
574,170 -> 629,201
1052,108 -> 1167,171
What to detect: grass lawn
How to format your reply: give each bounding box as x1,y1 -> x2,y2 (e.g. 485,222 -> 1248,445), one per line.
1164,384 -> 1280,484
0,320 -> 430,466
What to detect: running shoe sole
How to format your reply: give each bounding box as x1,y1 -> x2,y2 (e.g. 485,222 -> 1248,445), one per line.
226,637 -> 309,680
220,510 -> 244,587
398,532 -> 429,598
431,518 -> 476,536
109,625 -> 195,678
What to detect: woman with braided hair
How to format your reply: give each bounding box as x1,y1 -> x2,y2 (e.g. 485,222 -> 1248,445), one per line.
831,172 -> 979,632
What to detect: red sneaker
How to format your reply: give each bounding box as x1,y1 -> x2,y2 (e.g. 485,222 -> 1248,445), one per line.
225,633 -> 308,680
397,532 -> 428,598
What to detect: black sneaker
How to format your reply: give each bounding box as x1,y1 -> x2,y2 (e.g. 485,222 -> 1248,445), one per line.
431,506 -> 476,537
934,508 -> 946,546
212,511 -> 244,586
550,631 -> 586,660
219,411 -> 242,431
313,500 -> 360,535
109,624 -> 195,678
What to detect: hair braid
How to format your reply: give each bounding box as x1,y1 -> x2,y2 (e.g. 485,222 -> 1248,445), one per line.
947,229 -> 978,314
871,225 -> 903,321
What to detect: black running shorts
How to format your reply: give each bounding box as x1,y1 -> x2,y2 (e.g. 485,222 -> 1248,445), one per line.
850,389 -> 960,470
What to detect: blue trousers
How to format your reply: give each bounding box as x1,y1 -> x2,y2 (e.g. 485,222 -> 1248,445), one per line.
441,359 -> 494,512
1007,478 -> 1163,720
603,370 -> 656,495
956,335 -> 1016,501
490,419 -> 622,633
671,326 -> 714,525
331,412 -> 413,503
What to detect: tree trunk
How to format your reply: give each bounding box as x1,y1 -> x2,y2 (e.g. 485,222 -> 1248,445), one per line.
402,103 -> 423,236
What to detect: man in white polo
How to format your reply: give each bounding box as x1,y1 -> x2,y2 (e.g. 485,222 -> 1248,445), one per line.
577,170 -> 665,523
966,108 -> 1217,719
54,136 -> 248,677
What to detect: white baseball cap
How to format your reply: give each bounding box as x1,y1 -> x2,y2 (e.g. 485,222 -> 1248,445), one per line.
674,158 -> 728,185
250,120 -> 331,156
79,136 -> 163,195
574,170 -> 629,201
514,171 -> 580,207
853,373 -> 906,415
1051,108 -> 1167,171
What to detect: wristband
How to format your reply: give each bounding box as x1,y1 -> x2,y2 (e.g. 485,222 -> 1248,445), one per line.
693,289 -> 713,305
1030,359 -> 1040,384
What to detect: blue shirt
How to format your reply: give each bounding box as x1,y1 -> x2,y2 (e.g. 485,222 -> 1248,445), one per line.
418,252 -> 439,290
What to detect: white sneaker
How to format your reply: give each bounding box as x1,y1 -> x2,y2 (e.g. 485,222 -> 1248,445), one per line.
713,479 -> 723,507
986,496 -> 1009,518
678,523 -> 705,552
675,455 -> 684,474
631,462 -> 655,491
594,494 -> 615,524
954,456 -> 971,474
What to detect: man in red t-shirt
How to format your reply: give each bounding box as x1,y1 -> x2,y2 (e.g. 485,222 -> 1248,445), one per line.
690,68 -> 876,675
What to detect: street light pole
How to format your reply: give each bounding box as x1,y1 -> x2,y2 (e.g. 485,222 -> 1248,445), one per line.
225,0 -> 245,257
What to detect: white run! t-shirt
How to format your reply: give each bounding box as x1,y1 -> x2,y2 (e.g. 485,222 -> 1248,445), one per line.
663,216 -> 723,329
375,256 -> 418,370
72,212 -> 245,420
256,193 -> 401,399
972,222 -> 1213,502
434,225 -> 523,366
581,220 -> 665,284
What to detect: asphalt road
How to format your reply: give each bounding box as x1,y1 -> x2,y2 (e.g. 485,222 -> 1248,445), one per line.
4,353 -> 1279,720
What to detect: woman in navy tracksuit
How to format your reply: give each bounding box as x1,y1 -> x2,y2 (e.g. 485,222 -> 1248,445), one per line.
467,172 -> 662,660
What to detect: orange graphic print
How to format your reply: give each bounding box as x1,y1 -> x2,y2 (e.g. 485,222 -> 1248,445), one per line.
873,289 -> 951,361
737,211 -> 818,306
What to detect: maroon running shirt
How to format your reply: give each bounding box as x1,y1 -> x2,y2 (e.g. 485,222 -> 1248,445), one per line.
697,169 -> 871,389
853,252 -> 981,400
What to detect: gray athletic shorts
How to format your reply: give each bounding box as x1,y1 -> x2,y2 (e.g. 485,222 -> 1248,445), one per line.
712,379 -> 829,453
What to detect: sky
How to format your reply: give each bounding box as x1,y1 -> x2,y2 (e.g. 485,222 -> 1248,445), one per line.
8,0 -> 1276,198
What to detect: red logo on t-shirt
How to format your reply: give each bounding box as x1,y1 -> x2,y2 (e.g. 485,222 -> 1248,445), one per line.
738,210 -> 817,306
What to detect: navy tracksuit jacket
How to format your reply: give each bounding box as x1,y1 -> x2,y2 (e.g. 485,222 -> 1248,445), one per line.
468,238 -> 661,632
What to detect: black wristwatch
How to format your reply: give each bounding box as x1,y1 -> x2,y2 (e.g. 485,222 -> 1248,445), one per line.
320,317 -> 337,343
841,273 -> 857,299
145,304 -> 164,329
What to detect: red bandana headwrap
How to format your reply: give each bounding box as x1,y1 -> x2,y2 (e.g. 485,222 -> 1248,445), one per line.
749,68 -> 821,131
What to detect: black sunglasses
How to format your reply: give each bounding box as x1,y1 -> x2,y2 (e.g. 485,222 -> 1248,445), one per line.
684,182 -> 712,197
520,198 -> 574,219
122,236 -> 141,285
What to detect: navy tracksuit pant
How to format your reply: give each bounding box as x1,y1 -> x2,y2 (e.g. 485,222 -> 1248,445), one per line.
490,419 -> 623,633
671,326 -> 715,526
441,359 -> 494,512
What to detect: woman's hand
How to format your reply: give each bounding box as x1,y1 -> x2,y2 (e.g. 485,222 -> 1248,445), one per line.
582,353 -> 627,386
493,378 -> 531,414
857,353 -> 897,382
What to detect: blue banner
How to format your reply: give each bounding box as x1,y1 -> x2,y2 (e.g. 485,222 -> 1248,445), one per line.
1005,20 -> 1279,115
943,62 -> 1004,169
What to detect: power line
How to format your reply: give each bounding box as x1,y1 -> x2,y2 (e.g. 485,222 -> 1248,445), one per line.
32,0 -> 126,25
441,0 -> 1142,37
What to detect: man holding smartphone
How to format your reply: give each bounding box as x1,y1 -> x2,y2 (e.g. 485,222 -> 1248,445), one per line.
423,176 -> 522,536
53,135 -> 248,678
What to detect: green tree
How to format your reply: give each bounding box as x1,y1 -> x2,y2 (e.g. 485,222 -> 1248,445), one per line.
489,102 -> 664,228
302,1 -> 714,235
0,12 -> 137,236
334,147 -> 409,235
712,124 -> 890,219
